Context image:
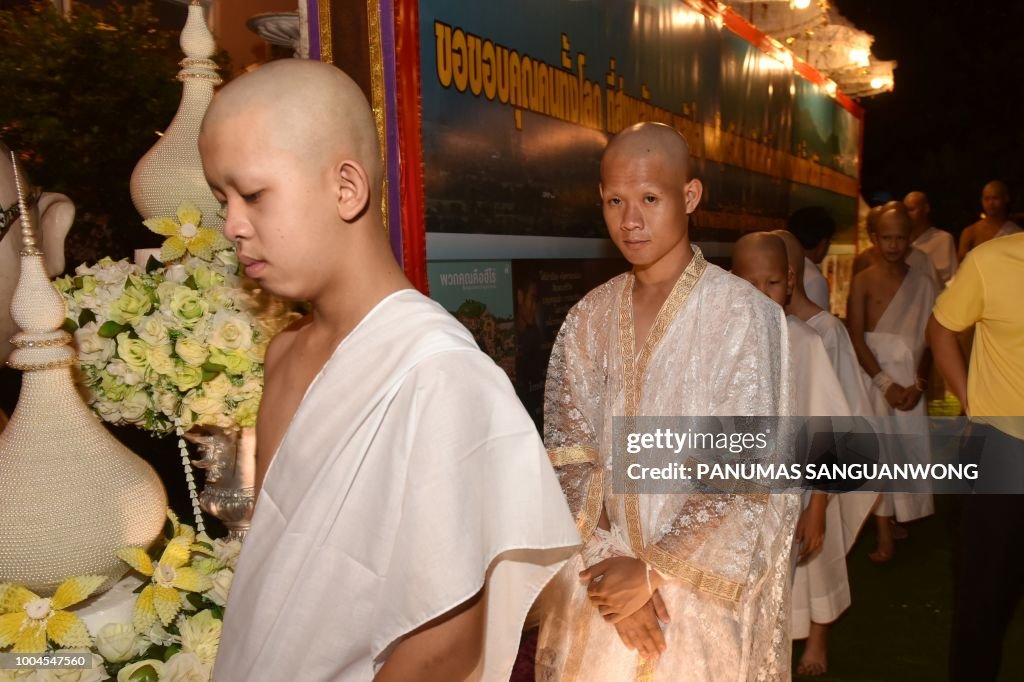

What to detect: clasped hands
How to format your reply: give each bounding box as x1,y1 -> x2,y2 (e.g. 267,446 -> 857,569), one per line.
579,556 -> 670,660
884,383 -> 923,412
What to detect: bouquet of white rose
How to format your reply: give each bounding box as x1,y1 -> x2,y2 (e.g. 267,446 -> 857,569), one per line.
53,202 -> 294,435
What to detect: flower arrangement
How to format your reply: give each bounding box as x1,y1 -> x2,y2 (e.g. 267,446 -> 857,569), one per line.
0,512 -> 240,681
53,203 -> 294,435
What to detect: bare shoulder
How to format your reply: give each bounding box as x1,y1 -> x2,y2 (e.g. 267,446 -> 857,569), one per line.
263,314 -> 312,375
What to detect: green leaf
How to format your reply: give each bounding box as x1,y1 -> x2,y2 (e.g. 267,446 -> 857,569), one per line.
184,275 -> 198,290
186,592 -> 206,610
146,255 -> 161,273
98,321 -> 129,338
78,308 -> 96,326
128,663 -> 160,682
163,645 -> 180,662
62,318 -> 79,334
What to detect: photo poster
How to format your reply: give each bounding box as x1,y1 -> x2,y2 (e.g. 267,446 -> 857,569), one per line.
414,0 -> 864,248
428,258 -> 627,426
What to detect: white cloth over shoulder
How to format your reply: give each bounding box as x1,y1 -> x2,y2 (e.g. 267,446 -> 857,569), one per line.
912,226 -> 958,286
995,219 -> 1023,238
804,257 -> 830,311
787,316 -> 854,638
864,269 -> 937,522
906,247 -> 940,291
214,290 -> 579,682
805,311 -> 879,550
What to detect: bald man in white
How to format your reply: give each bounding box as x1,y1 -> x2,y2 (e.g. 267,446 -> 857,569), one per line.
903,192 -> 957,286
201,60 -> 579,682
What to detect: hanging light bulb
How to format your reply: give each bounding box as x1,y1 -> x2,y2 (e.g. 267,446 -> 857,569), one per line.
849,48 -> 870,67
792,0 -> 812,10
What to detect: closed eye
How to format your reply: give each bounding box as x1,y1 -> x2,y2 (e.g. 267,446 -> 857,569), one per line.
242,191 -> 263,204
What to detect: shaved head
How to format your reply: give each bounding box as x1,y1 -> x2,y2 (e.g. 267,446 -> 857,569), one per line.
732,232 -> 791,307
903,191 -> 930,229
202,59 -> 382,190
772,229 -> 806,281
602,122 -> 690,183
983,180 -> 1009,198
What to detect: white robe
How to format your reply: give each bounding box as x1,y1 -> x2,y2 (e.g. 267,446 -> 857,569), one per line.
912,226 -> 958,286
805,311 -> 878,550
787,317 -> 853,638
213,290 -> 580,682
906,246 -> 940,291
863,269 -> 937,522
538,249 -> 799,681
803,257 -> 830,311
995,219 -> 1023,238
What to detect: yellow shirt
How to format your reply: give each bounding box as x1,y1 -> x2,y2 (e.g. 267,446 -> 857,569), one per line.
933,232 -> 1024,438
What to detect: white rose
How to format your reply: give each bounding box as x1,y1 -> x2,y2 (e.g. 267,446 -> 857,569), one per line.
154,389 -> 180,418
74,322 -> 115,364
95,622 -> 145,663
207,311 -> 253,353
136,315 -> 170,347
148,347 -> 176,377
119,390 -> 151,424
161,652 -> 211,682
93,400 -> 124,423
164,263 -> 188,284
211,538 -> 242,569
115,659 -> 163,682
175,337 -> 209,368
201,374 -> 233,401
183,392 -> 223,417
203,568 -> 233,607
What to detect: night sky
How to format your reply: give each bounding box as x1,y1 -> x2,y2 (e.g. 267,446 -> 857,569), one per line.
836,0 -> 1024,234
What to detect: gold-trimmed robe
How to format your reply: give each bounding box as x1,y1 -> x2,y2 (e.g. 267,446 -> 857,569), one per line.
536,248 -> 799,681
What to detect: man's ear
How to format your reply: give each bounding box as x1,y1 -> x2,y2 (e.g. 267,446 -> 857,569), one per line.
786,265 -> 796,297
37,192 -> 74,277
684,178 -> 703,214
334,159 -> 371,223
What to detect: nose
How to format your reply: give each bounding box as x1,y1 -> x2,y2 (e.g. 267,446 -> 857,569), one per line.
621,201 -> 643,231
222,203 -> 249,243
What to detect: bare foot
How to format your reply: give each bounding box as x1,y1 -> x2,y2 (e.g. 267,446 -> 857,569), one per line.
796,622 -> 829,676
870,514 -> 895,563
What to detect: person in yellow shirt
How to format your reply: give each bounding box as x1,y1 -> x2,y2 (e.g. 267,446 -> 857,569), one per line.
927,231 -> 1024,682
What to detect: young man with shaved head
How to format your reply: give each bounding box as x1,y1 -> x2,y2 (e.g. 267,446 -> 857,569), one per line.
200,59 -> 579,682
733,232 -> 858,678
904,191 -> 957,286
536,123 -> 798,680
854,201 -> 940,290
847,203 -> 937,562
958,180 -> 1022,261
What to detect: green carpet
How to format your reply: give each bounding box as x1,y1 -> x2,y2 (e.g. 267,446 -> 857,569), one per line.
793,495 -> 1024,681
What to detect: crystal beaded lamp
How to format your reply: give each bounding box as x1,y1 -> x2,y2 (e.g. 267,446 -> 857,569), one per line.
0,156 -> 167,595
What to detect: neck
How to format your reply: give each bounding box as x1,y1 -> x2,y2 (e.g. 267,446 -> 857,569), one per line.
880,257 -> 909,276
784,289 -> 823,322
909,223 -> 929,241
307,219 -> 412,339
986,213 -> 1007,226
633,236 -> 693,290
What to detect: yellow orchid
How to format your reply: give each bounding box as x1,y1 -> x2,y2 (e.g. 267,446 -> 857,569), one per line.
0,576 -> 106,652
118,534 -> 212,632
143,202 -> 231,262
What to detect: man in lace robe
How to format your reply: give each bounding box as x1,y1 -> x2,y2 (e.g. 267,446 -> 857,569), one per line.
535,123 -> 798,681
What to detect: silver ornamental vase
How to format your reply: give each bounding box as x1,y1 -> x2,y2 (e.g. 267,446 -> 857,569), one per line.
186,425 -> 256,540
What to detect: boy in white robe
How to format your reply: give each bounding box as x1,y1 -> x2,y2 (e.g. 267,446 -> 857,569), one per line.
733,233 -> 854,677
199,60 -> 580,682
847,203 -> 937,563
775,230 -> 879,554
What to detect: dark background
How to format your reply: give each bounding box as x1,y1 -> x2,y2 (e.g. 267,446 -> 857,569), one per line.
836,0 -> 1024,234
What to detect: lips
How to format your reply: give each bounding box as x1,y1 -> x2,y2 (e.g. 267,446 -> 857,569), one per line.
238,255 -> 267,277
